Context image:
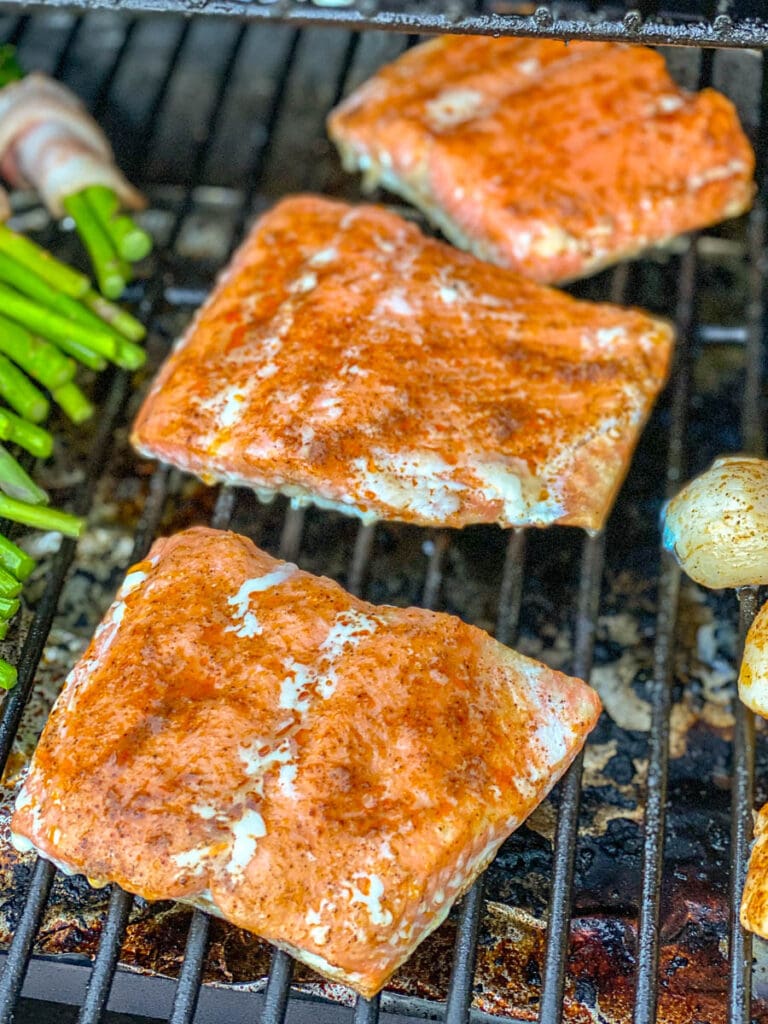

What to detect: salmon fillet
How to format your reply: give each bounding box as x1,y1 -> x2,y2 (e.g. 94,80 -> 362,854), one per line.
131,195 -> 673,533
11,526 -> 601,997
327,38 -> 755,284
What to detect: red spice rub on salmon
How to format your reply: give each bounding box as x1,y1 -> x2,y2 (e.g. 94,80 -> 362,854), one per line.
11,526 -> 601,997
328,38 -> 755,283
131,195 -> 673,533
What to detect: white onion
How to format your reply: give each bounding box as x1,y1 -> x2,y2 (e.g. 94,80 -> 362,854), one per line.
662,455 -> 768,589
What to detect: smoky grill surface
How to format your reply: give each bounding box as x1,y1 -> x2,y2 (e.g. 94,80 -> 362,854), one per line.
0,14 -> 764,1024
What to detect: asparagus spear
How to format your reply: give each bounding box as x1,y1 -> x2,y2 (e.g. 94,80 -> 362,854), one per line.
63,191 -> 129,300
0,566 -> 21,599
0,283 -> 120,364
0,314 -> 76,391
0,534 -> 35,581
0,409 -> 53,459
84,185 -> 152,263
0,445 -> 48,505
0,494 -> 83,537
0,596 -> 20,619
0,354 -> 49,423
0,224 -> 89,297
51,382 -> 94,424
82,288 -> 145,342
0,660 -> 17,690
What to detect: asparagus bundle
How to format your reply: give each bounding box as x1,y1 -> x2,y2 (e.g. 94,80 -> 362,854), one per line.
0,51 -> 150,686
0,46 -> 152,298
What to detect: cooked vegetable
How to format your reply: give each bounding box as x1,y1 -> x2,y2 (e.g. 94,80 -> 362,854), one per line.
0,224 -> 89,297
663,455 -> 768,589
0,534 -> 36,580
0,494 -> 83,537
63,191 -> 129,300
0,444 -> 48,505
0,354 -> 49,423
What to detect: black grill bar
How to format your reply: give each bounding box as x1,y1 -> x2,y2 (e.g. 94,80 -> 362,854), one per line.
726,53 -> 768,1021
444,524 -> 526,1023
729,589 -> 758,1024
0,0 -> 765,50
537,263 -> 628,1023
169,910 -> 211,1024
538,528 -> 605,1022
0,858 -> 55,1022
354,992 -> 381,1024
76,888 -> 134,1024
262,951 -> 295,1024
632,237 -> 697,1024
444,876 -> 485,1024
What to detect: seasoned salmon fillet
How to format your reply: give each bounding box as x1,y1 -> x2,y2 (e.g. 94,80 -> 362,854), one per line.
132,196 -> 673,533
11,527 -> 601,997
328,38 -> 755,283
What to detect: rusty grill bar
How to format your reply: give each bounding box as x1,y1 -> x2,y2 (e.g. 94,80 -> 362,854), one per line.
0,12 -> 762,1024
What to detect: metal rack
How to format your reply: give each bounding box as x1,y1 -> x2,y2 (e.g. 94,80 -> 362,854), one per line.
0,2 -> 767,49
0,11 -> 763,1024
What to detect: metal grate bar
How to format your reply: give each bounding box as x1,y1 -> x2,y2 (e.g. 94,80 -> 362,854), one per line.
538,529 -> 606,1022
444,876 -> 486,1024
443,528 -> 527,1022
91,19 -> 138,120
76,887 -> 135,1024
52,17 -> 83,77
726,53 -> 768,1021
632,240 -> 698,1024
537,263 -> 628,1021
354,993 -> 381,1024
347,523 -> 376,598
728,589 -> 758,1024
261,950 -> 295,1024
0,858 -> 55,1022
1,2 -> 764,50
169,910 -> 212,1024
124,20 -> 193,182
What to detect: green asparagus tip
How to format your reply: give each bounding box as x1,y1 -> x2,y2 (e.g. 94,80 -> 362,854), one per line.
0,535 -> 35,581
83,289 -> 145,342
0,45 -> 23,88
0,596 -> 20,620
114,338 -> 146,372
52,382 -> 95,425
0,494 -> 84,538
0,225 -> 90,299
0,409 -> 53,460
0,444 -> 48,506
0,565 -> 22,599
0,659 -> 17,690
64,191 -> 129,300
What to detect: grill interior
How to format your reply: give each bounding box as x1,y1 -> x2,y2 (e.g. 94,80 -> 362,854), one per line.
0,11 -> 764,1024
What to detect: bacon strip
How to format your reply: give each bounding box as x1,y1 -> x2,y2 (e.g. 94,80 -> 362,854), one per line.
0,73 -> 144,216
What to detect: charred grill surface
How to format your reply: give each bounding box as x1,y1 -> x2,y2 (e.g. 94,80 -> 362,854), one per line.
0,14 -> 764,1024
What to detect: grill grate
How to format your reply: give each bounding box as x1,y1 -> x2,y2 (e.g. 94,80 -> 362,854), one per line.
0,2 -> 766,51
0,13 -> 763,1024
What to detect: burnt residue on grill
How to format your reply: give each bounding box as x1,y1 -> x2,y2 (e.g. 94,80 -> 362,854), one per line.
0,15 -> 764,1024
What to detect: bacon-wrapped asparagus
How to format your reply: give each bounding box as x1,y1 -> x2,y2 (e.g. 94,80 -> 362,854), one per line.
0,55 -> 152,297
